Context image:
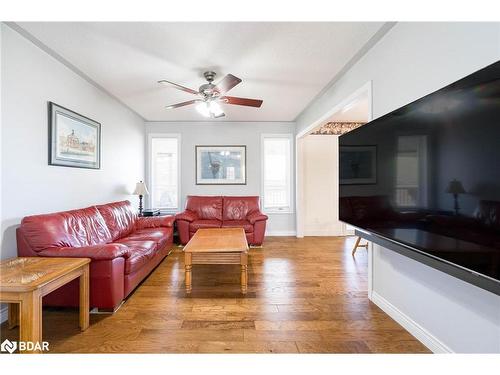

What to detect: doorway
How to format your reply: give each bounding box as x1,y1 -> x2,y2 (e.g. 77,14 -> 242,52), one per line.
296,82 -> 372,237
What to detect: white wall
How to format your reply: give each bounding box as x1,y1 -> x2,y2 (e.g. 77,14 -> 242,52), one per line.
302,135 -> 342,236
145,121 -> 296,235
0,24 -> 146,260
370,243 -> 500,353
296,22 -> 500,353
296,22 -> 500,135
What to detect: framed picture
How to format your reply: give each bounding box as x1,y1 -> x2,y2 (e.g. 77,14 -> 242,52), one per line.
340,145 -> 377,185
48,102 -> 101,169
196,145 -> 246,185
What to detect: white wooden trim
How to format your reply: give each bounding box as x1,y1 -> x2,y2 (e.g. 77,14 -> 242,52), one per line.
147,133 -> 182,212
295,81 -> 373,238
295,137 -> 305,238
296,80 -> 373,139
370,291 -> 453,353
367,241 -> 374,300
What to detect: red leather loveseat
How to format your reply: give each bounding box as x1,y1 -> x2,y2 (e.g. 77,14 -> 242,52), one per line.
176,196 -> 268,246
340,195 -> 427,229
423,200 -> 500,249
16,200 -> 174,310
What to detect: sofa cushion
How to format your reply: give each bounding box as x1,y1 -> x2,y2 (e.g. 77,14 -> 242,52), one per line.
223,196 -> 260,221
189,219 -> 222,232
20,206 -> 112,252
96,201 -> 137,241
115,239 -> 157,274
222,220 -> 254,233
185,196 -> 223,221
124,228 -> 172,250
136,215 -> 174,229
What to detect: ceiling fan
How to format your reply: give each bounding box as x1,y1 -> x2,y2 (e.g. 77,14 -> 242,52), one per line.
158,71 -> 263,118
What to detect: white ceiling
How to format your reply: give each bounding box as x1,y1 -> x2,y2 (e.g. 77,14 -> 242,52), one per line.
327,93 -> 370,123
16,22 -> 384,122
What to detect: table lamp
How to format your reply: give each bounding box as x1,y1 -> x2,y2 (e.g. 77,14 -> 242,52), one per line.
446,179 -> 466,216
133,181 -> 149,216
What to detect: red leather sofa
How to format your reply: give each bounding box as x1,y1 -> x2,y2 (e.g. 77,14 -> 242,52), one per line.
423,200 -> 500,249
16,200 -> 174,310
340,195 -> 427,229
176,196 -> 268,246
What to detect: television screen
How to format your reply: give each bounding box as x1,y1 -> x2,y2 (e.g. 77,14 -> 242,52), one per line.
339,60 -> 500,288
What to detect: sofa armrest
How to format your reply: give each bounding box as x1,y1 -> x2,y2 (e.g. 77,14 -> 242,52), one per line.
175,210 -> 198,223
136,215 -> 174,229
247,211 -> 269,224
39,243 -> 131,260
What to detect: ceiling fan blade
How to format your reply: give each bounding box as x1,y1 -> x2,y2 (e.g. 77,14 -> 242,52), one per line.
165,99 -> 201,109
221,96 -> 263,108
215,74 -> 242,94
158,79 -> 199,95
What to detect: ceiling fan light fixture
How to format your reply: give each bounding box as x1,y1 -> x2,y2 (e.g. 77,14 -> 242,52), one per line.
160,71 -> 262,117
209,101 -> 224,117
195,102 -> 211,117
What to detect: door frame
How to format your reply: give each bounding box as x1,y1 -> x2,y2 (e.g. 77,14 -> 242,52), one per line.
295,81 -> 373,238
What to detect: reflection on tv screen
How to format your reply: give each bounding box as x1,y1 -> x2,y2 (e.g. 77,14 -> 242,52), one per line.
339,60 -> 500,284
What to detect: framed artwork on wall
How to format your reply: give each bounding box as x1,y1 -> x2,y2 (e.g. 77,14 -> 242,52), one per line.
195,145 -> 246,185
340,145 -> 377,185
48,102 -> 101,169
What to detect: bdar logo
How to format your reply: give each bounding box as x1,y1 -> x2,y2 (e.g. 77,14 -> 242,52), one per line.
1,339 -> 17,354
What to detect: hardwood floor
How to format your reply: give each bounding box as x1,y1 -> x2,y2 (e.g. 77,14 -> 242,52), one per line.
0,236 -> 430,353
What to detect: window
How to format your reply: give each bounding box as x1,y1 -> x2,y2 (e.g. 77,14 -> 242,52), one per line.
395,135 -> 428,208
262,134 -> 293,213
148,134 -> 180,212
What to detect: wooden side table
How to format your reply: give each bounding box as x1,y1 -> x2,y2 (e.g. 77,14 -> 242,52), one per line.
0,257 -> 90,354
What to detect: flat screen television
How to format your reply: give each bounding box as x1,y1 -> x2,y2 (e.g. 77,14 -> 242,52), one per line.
339,60 -> 500,294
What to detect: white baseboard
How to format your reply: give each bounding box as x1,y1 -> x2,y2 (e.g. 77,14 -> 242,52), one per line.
0,305 -> 8,324
370,291 -> 453,353
266,231 -> 297,236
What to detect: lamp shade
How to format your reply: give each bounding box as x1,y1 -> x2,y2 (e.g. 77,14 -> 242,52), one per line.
446,179 -> 466,194
133,181 -> 149,196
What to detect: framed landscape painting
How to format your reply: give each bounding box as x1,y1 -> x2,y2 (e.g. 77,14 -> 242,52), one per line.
48,102 -> 101,169
340,145 -> 377,185
196,145 -> 246,185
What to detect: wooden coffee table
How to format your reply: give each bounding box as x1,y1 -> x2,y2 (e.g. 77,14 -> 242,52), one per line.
0,257 -> 90,353
183,228 -> 249,294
